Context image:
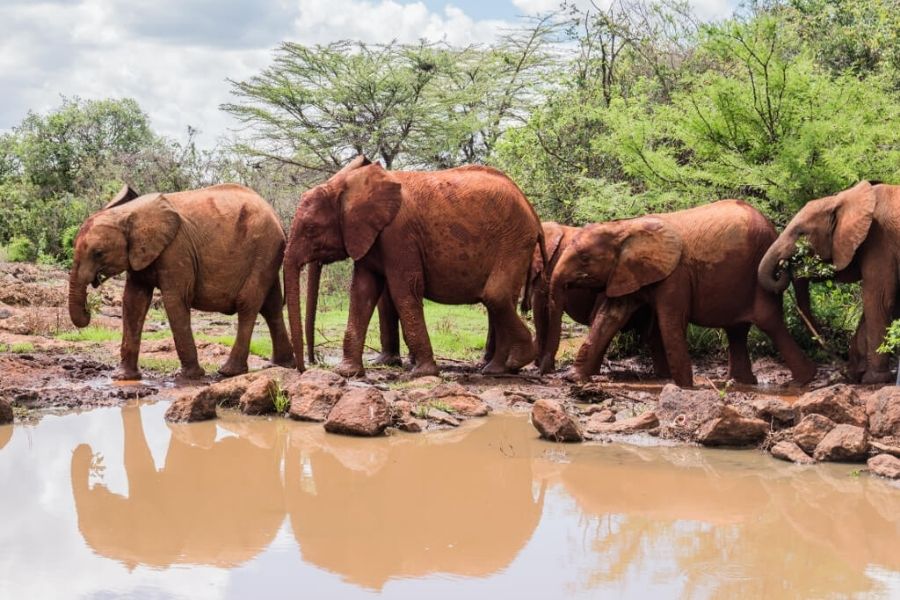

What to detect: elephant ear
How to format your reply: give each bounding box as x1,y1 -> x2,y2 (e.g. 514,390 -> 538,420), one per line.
340,164 -> 402,260
104,184 -> 140,210
832,181 -> 876,271
126,194 -> 181,271
607,218 -> 682,298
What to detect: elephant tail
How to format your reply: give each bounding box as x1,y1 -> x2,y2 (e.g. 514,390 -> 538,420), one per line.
521,231 -> 548,314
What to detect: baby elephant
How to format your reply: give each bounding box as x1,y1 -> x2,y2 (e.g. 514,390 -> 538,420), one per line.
68,184 -> 294,380
545,200 -> 817,386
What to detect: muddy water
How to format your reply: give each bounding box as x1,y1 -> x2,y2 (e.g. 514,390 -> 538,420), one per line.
0,407 -> 898,599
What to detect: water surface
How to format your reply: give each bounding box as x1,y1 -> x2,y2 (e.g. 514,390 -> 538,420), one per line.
0,404 -> 898,599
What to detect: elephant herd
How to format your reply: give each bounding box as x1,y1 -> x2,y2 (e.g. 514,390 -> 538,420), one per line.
67,158 -> 898,386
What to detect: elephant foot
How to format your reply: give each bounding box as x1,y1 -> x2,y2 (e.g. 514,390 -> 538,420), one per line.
728,371 -> 758,385
177,365 -> 206,380
371,352 -> 402,367
789,363 -> 817,386
272,354 -> 296,369
506,343 -> 536,372
538,356 -> 556,375
335,361 -> 366,378
112,366 -> 142,381
862,369 -> 893,384
410,361 -> 439,378
218,362 -> 249,378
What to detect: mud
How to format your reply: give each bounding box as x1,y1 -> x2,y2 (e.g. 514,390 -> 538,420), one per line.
0,405 -> 897,598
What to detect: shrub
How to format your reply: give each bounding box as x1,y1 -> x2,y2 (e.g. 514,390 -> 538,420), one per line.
7,236 -> 36,262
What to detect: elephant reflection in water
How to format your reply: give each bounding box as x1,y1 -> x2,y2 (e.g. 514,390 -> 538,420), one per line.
283,418 -> 545,590
0,425 -> 11,451
70,408 -> 545,587
70,405 -> 284,569
556,446 -> 900,598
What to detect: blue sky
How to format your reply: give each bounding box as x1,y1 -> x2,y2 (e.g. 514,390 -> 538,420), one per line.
0,0 -> 739,145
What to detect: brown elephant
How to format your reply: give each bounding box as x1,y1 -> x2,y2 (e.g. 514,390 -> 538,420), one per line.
530,221 -> 669,377
68,184 -> 294,379
70,406 -> 284,569
759,181 -> 900,383
284,156 -> 543,377
546,200 -> 817,386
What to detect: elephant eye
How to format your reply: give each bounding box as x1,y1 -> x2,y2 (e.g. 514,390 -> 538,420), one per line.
92,249 -> 103,259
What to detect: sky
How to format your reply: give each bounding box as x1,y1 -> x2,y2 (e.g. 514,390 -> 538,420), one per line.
0,0 -> 738,147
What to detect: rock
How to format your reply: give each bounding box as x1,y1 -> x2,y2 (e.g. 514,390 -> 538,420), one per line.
750,395 -> 796,426
324,387 -> 391,437
397,417 -> 427,433
0,308 -> 12,319
238,377 -> 277,415
165,392 -> 217,422
697,408 -> 769,447
869,439 -> 900,458
426,407 -> 460,427
795,384 -> 866,427
419,382 -> 490,417
770,441 -> 815,464
0,397 -> 12,424
813,424 -> 869,462
531,399 -> 583,442
197,375 -> 254,408
656,384 -> 726,441
288,368 -> 346,422
866,386 -> 900,437
867,453 -> 900,480
391,400 -> 428,433
581,404 -> 614,417
585,408 -> 616,422
791,414 -> 836,454
585,411 -> 658,434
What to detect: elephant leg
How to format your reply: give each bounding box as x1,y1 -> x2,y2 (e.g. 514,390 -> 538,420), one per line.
725,323 -> 756,384
574,297 -> 639,381
372,291 -> 402,367
646,324 -> 671,379
531,288 -> 548,367
482,319 -> 496,366
337,265 -> 384,378
654,302 -> 693,388
846,315 -> 866,383
752,290 -> 817,385
260,280 -> 295,369
219,310 -> 257,377
861,275 -> 897,383
115,276 -> 153,381
387,271 -> 438,377
483,265 -> 535,374
162,291 -> 203,379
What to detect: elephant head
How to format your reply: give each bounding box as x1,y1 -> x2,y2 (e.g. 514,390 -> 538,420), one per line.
758,181 -> 877,293
283,156 -> 402,370
68,185 -> 180,327
541,217 -> 682,372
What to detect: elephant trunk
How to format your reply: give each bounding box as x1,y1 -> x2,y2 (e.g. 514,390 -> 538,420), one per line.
305,262 -> 322,365
758,234 -> 797,294
284,256 -> 306,372
68,268 -> 91,328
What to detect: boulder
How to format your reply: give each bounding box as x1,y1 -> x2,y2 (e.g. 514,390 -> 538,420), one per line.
324,387 -> 391,437
795,384 -> 866,427
697,408 -> 769,447
0,397 -> 12,425
750,395 -> 796,427
422,383 -> 490,417
288,368 -> 346,422
866,387 -> 900,437
770,441 -> 815,464
791,414 -> 836,454
869,439 -> 900,458
165,392 -> 217,422
197,376 -> 252,408
531,399 -> 583,442
813,424 -> 869,462
867,453 -> 900,480
585,411 -> 658,435
656,384 -> 726,441
238,377 -> 277,415
426,407 -> 460,427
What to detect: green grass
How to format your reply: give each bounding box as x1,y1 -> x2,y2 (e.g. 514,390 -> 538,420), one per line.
199,334 -> 273,359
57,326 -> 171,343
2,342 -> 35,353
138,357 -> 180,374
271,381 -> 290,413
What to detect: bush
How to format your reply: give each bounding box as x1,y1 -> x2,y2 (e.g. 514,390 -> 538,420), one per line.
7,236 -> 36,262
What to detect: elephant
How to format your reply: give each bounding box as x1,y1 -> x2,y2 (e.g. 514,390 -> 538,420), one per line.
68,184 -> 294,380
284,156 -> 543,377
530,221 -> 669,377
545,200 -> 817,386
758,180 -> 900,383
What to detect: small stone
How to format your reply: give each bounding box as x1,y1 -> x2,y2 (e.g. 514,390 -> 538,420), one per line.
426,407 -> 460,427
813,424 -> 869,462
792,414 -> 836,454
586,408 -> 616,422
288,368 -> 346,422
795,384 -> 866,427
238,377 -> 277,415
750,395 -> 796,426
441,395 -> 490,417
770,441 -> 815,464
867,453 -> 900,479
866,387 -> 900,438
324,387 -> 391,437
0,308 -> 12,319
531,399 -> 583,443
586,411 -> 658,434
165,392 -> 217,422
0,397 -> 12,424
696,408 -> 769,447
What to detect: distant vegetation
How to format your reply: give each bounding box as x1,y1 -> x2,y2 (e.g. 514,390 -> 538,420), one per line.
3,0 -> 898,359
